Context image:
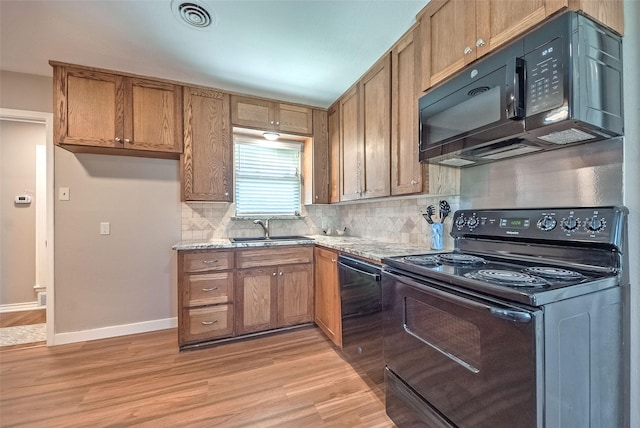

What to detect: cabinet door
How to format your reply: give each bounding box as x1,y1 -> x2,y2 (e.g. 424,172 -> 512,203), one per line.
314,247 -> 342,347
566,0 -> 623,35
278,264 -> 314,327
182,87 -> 232,201
328,102 -> 341,203
392,28 -> 422,196
339,85 -> 361,201
475,0 -> 551,59
124,77 -> 182,153
361,54 -> 391,199
277,104 -> 313,134
236,268 -> 278,334
54,66 -> 124,148
311,109 -> 329,204
419,0 -> 475,91
230,96 -> 275,130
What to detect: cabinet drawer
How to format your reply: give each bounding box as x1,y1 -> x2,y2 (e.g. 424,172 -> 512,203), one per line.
236,246 -> 313,269
185,272 -> 233,307
185,305 -> 234,339
183,251 -> 234,273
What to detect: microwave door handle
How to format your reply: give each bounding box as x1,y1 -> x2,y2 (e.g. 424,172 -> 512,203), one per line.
506,57 -> 526,119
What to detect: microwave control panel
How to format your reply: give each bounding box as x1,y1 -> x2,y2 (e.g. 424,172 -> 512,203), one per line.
525,37 -> 564,115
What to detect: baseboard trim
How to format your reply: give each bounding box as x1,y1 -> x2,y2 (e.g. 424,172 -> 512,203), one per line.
53,317 -> 177,346
0,301 -> 41,313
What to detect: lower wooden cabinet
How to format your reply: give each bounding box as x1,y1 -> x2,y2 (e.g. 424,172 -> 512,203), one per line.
178,246 -> 314,348
314,247 -> 342,347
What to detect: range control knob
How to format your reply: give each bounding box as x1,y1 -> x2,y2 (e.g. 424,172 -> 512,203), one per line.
561,216 -> 580,232
455,215 -> 466,228
467,215 -> 479,229
585,216 -> 606,233
537,215 -> 557,231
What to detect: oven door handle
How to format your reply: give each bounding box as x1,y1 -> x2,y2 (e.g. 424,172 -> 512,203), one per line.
338,262 -> 381,281
387,270 -> 533,324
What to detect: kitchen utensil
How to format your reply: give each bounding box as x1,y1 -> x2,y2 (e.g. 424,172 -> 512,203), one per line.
439,200 -> 450,222
424,205 -> 435,224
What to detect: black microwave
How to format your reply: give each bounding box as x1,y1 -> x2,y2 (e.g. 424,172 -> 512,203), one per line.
419,12 -> 623,167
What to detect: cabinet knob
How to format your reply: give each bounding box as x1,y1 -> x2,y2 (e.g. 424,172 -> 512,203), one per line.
331,259 -> 337,263
224,192 -> 229,196
124,138 -> 131,144
272,272 -> 277,276
279,271 -> 283,276
476,38 -> 485,47
411,179 -> 418,185
464,46 -> 473,55
276,121 -> 280,125
270,121 -> 275,125
115,137 -> 121,143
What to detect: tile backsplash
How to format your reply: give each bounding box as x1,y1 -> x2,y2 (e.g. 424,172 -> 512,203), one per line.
182,195 -> 460,248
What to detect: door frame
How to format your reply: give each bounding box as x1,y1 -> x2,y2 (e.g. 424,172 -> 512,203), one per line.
0,108 -> 55,345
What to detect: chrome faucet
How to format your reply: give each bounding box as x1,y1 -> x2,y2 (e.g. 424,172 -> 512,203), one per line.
253,218 -> 271,239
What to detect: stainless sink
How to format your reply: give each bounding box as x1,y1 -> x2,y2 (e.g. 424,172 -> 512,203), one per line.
229,235 -> 313,243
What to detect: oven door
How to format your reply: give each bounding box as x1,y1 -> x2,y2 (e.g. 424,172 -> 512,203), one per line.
382,269 -> 543,428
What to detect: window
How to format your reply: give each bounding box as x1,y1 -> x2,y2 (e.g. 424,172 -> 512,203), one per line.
234,136 -> 302,216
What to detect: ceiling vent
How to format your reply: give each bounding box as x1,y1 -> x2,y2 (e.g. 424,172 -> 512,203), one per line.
171,0 -> 216,29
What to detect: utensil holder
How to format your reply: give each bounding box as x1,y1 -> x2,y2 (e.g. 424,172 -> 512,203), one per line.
431,223 -> 444,250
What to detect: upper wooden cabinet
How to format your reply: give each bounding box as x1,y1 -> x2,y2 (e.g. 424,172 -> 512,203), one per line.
391,27 -> 423,196
307,109 -> 330,204
51,62 -> 183,158
230,95 -> 313,135
182,87 -> 232,202
327,102 -> 341,203
338,55 -> 392,202
418,0 -> 623,92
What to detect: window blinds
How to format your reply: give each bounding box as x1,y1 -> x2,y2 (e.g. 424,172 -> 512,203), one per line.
234,138 -> 302,216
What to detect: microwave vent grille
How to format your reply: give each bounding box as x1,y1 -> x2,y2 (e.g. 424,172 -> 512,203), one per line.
537,128 -> 597,145
468,86 -> 491,97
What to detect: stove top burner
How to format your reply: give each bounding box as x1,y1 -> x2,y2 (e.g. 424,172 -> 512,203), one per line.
464,269 -> 549,287
437,254 -> 485,265
523,266 -> 585,280
403,255 -> 440,266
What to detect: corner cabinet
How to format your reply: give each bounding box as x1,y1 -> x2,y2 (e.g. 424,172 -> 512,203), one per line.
182,87 -> 232,202
314,247 -> 342,347
51,62 -> 183,158
230,95 -> 314,135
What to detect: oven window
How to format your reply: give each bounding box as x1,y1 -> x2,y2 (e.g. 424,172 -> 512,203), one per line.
404,297 -> 481,372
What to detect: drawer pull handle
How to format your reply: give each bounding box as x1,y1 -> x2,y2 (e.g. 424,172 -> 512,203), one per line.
201,287 -> 218,292
202,260 -> 219,264
201,320 -> 218,325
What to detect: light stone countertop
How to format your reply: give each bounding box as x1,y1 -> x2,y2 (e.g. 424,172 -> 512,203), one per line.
172,234 -> 441,262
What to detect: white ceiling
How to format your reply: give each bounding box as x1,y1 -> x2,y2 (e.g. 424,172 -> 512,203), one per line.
0,0 -> 427,108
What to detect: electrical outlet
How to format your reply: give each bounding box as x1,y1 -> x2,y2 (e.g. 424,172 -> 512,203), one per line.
100,222 -> 110,235
58,187 -> 70,201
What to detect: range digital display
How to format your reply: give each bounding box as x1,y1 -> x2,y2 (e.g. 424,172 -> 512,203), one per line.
499,218 -> 530,229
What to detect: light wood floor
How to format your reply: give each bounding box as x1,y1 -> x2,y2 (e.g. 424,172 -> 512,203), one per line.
0,309 -> 46,328
0,326 -> 396,427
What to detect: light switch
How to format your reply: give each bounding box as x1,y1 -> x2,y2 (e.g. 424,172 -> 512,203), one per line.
59,187 -> 70,201
100,222 -> 110,235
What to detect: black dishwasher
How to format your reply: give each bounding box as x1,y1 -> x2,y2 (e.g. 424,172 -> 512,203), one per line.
337,254 -> 383,386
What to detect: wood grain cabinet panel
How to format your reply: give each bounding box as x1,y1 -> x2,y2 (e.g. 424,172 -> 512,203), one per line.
391,27 -> 423,196
236,267 -> 279,334
230,95 -> 313,135
183,251 -> 234,273
182,87 -> 232,201
51,62 -> 182,158
236,246 -> 313,269
278,264 -> 314,327
185,272 -> 233,307
314,247 -> 342,347
339,84 -> 361,201
184,305 -> 234,342
327,102 -> 341,203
